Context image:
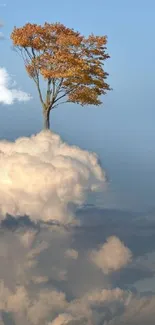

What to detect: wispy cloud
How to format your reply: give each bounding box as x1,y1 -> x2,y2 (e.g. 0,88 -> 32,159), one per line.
0,67 -> 32,104
0,22 -> 4,39
0,32 -> 4,39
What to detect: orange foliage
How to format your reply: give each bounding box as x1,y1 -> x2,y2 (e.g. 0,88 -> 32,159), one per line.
11,22 -> 111,110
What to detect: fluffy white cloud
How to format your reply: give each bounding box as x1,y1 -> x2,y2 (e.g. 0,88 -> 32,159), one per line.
0,67 -> 31,104
0,131 -> 105,223
90,236 -> 132,274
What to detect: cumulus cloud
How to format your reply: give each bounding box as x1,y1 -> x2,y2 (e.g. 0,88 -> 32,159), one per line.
90,236 -> 132,274
0,131 -> 105,224
0,281 -> 68,325
0,67 -> 32,104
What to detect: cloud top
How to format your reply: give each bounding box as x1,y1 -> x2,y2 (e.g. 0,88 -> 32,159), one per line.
0,130 -> 105,223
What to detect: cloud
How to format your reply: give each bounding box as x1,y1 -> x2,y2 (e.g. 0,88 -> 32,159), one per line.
0,131 -> 154,325
0,131 -> 105,224
49,313 -> 87,325
0,281 -> 68,325
0,32 -> 4,40
85,287 -> 130,305
65,249 -> 78,260
49,313 -> 77,325
66,288 -> 132,325
90,236 -> 132,274
0,220 -> 155,325
17,230 -> 37,249
27,289 -> 67,325
0,67 -> 32,105
106,295 -> 155,325
0,22 -> 4,40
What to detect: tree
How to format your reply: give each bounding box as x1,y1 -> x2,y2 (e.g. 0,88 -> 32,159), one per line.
11,22 -> 111,130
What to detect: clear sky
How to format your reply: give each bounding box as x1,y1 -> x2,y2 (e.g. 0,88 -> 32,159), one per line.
1,0 -> 155,211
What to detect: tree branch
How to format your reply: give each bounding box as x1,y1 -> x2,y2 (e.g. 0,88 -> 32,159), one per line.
53,84 -> 79,104
50,78 -> 55,106
46,78 -> 52,107
28,47 -> 45,108
35,80 -> 45,108
52,100 -> 68,109
50,78 -> 63,96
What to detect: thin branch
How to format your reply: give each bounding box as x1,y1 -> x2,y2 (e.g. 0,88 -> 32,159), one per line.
35,80 -> 45,108
30,47 -> 45,108
52,100 -> 68,109
50,77 -> 63,96
53,84 -> 80,104
25,47 -> 33,62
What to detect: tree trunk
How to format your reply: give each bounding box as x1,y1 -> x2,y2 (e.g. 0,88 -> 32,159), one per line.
43,109 -> 50,130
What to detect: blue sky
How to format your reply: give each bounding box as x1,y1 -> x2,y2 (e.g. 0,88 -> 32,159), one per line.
1,0 -> 155,211
1,4 -> 155,319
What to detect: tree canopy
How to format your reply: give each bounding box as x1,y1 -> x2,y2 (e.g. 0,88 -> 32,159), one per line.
11,22 -> 111,129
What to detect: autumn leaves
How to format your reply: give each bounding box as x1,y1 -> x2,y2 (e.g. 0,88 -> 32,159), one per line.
11,22 -> 111,129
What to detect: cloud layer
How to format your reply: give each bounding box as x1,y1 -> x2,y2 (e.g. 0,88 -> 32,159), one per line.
0,131 -> 154,325
0,224 -> 133,325
0,221 -> 154,325
0,67 -> 31,104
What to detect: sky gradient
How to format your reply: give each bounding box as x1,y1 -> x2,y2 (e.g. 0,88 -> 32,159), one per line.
0,0 -> 155,211
0,2 -> 155,325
